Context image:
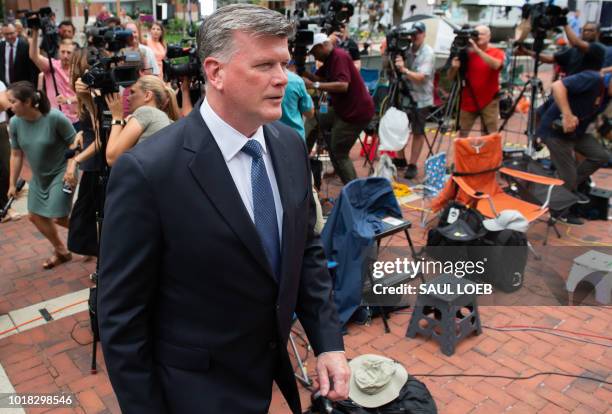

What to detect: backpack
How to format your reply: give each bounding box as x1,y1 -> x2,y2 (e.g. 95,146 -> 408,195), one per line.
468,229 -> 528,293
307,375 -> 437,414
426,202 -> 487,262
427,202 -> 528,293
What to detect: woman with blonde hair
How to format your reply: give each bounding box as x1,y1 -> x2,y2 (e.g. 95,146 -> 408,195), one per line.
105,75 -> 179,165
146,22 -> 167,79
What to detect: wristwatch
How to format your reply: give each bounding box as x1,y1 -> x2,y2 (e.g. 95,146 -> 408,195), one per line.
111,119 -> 126,126
313,81 -> 321,90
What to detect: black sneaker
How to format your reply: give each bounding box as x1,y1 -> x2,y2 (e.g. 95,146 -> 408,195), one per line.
573,192 -> 590,205
392,158 -> 408,168
404,164 -> 418,179
558,213 -> 584,225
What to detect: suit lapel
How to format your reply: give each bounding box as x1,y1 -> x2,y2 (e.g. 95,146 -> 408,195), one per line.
264,125 -> 296,286
185,107 -> 276,281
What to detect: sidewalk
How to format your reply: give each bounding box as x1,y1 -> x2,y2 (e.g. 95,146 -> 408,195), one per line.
0,122 -> 610,413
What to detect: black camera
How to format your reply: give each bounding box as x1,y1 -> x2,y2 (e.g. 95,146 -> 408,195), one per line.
601,27 -> 612,47
451,27 -> 479,56
385,26 -> 416,55
25,7 -> 59,56
87,25 -> 133,53
163,40 -> 202,83
25,7 -> 55,34
289,0 -> 353,74
82,49 -> 140,94
522,2 -> 569,36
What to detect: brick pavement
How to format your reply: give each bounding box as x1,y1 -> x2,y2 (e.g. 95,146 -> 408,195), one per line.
0,113 -> 611,413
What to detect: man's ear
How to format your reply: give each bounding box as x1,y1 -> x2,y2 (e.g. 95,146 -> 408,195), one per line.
203,57 -> 224,91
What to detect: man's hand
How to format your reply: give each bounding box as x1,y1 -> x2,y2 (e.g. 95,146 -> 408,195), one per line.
328,32 -> 341,46
394,55 -> 406,73
302,77 -> 314,88
7,185 -> 16,199
56,95 -> 71,105
562,113 -> 579,133
468,38 -> 480,53
315,352 -> 350,401
451,57 -> 461,69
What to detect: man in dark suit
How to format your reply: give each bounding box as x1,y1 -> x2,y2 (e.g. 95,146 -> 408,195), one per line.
97,4 -> 349,414
0,24 -> 37,86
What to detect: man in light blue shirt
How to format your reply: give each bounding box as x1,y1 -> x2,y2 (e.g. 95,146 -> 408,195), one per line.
280,63 -> 314,139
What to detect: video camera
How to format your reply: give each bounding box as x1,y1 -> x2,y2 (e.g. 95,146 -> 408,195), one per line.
25,7 -> 59,56
25,7 -> 56,35
385,26 -> 416,56
601,27 -> 612,46
82,48 -> 140,94
163,39 -> 202,83
289,0 -> 354,74
450,27 -> 479,57
521,2 -> 569,37
87,25 -> 133,53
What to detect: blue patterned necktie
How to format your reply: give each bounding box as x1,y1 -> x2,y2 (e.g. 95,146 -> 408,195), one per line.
241,139 -> 281,280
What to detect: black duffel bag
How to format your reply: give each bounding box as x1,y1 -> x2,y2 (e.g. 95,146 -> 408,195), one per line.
307,375 -> 437,414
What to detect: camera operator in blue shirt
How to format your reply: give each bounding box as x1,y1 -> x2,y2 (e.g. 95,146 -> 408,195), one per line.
537,43 -> 611,224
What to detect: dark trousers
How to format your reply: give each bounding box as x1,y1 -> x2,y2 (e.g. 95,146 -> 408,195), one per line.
0,122 -> 9,207
543,133 -> 610,191
67,171 -> 100,256
308,108 -> 371,184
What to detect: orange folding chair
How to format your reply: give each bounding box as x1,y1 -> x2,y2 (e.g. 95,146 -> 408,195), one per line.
430,133 -> 564,249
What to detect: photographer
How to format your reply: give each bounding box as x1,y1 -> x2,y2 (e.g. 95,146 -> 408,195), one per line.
391,21 -> 434,179
329,22 -> 361,69
536,44 -> 611,223
58,20 -> 75,42
7,81 -> 77,268
29,28 -> 79,128
303,33 -> 375,184
66,48 -> 102,258
447,25 -> 504,137
124,22 -> 159,76
105,75 -> 179,165
531,22 -> 602,76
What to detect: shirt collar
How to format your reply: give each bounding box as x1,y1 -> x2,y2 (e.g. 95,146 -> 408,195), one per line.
200,97 -> 267,162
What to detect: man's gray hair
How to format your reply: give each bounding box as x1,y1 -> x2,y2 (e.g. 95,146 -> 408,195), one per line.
197,4 -> 294,65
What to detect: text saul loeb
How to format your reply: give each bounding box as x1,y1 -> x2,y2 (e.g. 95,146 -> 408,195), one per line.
371,282 -> 493,296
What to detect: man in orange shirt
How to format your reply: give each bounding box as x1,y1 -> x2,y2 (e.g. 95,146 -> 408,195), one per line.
448,25 -> 505,137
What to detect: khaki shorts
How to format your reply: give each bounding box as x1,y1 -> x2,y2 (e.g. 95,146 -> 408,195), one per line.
459,98 -> 499,137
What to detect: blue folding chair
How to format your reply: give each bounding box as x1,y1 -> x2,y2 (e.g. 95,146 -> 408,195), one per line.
359,68 -> 380,95
414,152 -> 449,226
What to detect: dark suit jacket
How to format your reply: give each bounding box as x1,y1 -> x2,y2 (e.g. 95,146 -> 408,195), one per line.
98,106 -> 344,414
0,38 -> 38,86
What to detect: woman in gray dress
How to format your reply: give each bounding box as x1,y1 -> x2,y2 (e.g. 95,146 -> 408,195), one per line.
7,81 -> 77,269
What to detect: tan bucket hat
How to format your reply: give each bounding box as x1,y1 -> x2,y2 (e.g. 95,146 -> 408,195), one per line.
348,354 -> 408,408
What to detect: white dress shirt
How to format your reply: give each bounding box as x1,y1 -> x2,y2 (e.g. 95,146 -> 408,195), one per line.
4,39 -> 17,84
200,98 -> 284,242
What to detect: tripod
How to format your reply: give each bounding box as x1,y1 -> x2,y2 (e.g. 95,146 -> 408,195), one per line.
497,34 -> 547,156
429,50 -> 488,156
88,96 -> 112,375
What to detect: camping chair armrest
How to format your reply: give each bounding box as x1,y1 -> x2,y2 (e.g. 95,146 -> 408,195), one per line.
499,167 -> 563,211
500,167 -> 564,186
452,176 -> 490,199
